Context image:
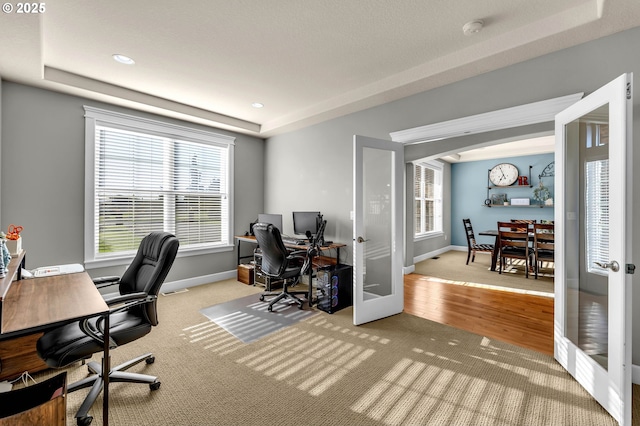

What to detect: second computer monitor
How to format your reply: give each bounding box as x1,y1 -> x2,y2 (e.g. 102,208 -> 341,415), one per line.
258,213 -> 283,232
293,211 -> 321,238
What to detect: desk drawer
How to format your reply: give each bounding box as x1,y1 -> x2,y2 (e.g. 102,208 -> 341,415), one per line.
0,333 -> 49,380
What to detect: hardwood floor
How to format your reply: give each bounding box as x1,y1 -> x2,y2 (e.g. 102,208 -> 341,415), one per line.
404,273 -> 554,356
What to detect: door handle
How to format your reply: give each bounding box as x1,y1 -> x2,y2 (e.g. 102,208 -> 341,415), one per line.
594,260 -> 620,272
356,236 -> 369,244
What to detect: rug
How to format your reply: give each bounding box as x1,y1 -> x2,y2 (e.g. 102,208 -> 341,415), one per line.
200,293 -> 318,343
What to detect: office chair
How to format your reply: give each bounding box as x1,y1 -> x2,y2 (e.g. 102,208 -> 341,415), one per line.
253,222 -> 309,311
36,232 -> 179,426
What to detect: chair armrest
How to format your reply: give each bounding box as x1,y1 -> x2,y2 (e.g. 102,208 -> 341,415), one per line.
104,291 -> 148,306
288,249 -> 307,258
80,292 -> 154,349
92,276 -> 121,288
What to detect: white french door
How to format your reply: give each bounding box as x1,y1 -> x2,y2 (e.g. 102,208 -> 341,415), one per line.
352,135 -> 404,325
554,73 -> 633,425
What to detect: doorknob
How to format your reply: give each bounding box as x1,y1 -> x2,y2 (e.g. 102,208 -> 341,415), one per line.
356,236 -> 369,244
594,260 -> 620,272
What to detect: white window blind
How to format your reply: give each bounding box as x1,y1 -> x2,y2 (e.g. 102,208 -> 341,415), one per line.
85,106 -> 234,266
585,159 -> 609,275
414,160 -> 443,237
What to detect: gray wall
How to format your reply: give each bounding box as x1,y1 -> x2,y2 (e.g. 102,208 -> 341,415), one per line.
0,82 -> 265,282
264,26 -> 640,363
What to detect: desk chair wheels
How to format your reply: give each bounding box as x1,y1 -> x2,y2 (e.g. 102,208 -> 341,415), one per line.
77,416 -> 93,426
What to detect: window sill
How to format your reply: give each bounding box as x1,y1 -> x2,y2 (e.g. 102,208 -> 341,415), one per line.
85,244 -> 234,270
414,231 -> 444,242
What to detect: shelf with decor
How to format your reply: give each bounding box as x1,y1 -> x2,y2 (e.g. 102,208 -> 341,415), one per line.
483,203 -> 552,208
484,164 -> 534,207
482,162 -> 554,208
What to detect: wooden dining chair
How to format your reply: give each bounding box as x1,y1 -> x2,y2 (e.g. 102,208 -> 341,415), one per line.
510,219 -> 535,231
462,218 -> 494,265
533,222 -> 555,279
497,221 -> 530,278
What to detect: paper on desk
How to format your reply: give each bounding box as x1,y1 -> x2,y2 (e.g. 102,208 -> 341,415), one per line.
31,263 -> 85,277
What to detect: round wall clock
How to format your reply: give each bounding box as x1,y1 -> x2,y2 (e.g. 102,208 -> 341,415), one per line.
489,163 -> 519,186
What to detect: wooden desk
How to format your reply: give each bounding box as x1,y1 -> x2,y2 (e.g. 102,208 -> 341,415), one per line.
1,272 -> 108,335
0,250 -> 47,380
0,266 -> 111,426
235,235 -> 346,263
235,235 -> 347,305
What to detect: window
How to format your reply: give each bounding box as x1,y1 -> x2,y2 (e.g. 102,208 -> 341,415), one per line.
584,122 -> 609,276
84,106 -> 235,267
414,160 -> 443,238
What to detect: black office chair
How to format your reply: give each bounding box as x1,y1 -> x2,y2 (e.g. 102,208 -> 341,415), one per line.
36,232 -> 179,426
253,222 -> 309,311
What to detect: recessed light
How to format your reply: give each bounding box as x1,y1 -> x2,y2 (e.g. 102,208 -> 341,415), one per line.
113,54 -> 135,65
251,102 -> 264,108
462,20 -> 484,36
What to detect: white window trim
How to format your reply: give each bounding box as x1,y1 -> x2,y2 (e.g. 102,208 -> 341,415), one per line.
413,159 -> 444,241
83,106 -> 235,269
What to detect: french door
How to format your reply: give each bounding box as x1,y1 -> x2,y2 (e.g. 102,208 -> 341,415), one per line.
352,135 -> 404,325
554,73 -> 633,425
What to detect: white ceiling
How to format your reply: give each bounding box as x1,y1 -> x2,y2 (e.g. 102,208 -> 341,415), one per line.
441,136 -> 555,163
1,0 -> 639,137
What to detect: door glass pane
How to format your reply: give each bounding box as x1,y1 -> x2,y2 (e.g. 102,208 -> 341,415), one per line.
363,146 -> 393,299
565,104 -> 610,369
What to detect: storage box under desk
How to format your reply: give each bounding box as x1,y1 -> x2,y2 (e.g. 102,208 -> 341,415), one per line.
237,264 -> 254,285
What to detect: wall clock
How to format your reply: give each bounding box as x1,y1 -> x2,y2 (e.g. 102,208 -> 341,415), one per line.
489,163 -> 519,186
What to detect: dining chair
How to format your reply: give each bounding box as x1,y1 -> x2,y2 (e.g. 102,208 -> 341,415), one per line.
497,221 -> 530,278
532,222 -> 555,279
462,218 -> 494,265
510,219 -> 536,231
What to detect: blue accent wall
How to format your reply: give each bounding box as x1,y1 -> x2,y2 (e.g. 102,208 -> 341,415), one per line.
451,153 -> 554,246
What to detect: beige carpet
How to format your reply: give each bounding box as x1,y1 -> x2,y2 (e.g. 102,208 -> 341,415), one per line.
414,250 -> 554,295
16,279 -> 627,425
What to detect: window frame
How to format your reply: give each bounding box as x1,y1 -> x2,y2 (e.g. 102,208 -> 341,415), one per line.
84,106 -> 235,269
413,159 -> 444,240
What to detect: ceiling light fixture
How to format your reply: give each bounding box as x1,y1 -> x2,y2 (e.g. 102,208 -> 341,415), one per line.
251,102 -> 264,108
113,54 -> 135,65
462,20 -> 484,36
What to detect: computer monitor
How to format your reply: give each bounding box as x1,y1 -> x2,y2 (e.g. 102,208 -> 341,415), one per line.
258,213 -> 283,232
293,211 -> 321,238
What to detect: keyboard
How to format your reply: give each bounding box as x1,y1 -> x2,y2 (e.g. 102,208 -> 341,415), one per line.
282,237 -> 307,246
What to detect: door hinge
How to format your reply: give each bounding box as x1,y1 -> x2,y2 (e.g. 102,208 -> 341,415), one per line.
626,264 -> 635,274
627,82 -> 632,100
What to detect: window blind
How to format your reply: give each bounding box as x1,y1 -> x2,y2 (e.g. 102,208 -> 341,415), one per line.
85,106 -> 234,265
585,159 -> 609,275
414,161 -> 443,237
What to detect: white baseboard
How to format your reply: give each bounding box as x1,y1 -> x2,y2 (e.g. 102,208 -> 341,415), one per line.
413,245 -> 455,264
160,269 -> 237,293
105,269 -> 238,299
633,364 -> 640,384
